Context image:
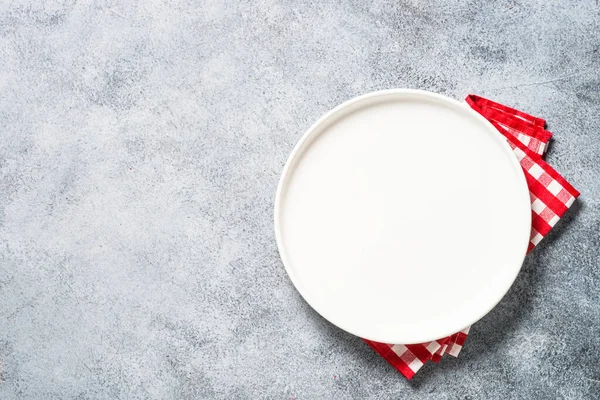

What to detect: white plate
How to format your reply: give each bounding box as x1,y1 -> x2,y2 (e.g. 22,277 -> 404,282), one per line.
274,89 -> 531,344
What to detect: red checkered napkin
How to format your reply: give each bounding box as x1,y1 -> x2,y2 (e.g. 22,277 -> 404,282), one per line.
363,95 -> 580,379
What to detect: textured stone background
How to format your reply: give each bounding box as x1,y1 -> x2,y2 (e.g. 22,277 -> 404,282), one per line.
1,0 -> 599,398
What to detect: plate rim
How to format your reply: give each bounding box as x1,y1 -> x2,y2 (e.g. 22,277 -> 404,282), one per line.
274,88 -> 531,344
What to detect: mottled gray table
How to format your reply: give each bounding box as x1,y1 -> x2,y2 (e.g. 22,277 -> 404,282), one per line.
1,1 -> 599,399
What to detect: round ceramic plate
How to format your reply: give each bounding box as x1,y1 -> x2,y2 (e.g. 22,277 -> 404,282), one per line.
274,89 -> 531,344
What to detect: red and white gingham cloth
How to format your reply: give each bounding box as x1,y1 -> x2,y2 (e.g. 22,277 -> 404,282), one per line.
363,95 -> 580,380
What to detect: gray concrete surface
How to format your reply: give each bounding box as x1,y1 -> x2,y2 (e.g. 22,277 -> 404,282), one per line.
1,0 -> 599,398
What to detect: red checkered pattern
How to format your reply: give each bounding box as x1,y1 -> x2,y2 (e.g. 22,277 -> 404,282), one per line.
363,339 -> 445,379
467,95 -> 579,253
467,94 -> 552,156
364,95 -> 580,379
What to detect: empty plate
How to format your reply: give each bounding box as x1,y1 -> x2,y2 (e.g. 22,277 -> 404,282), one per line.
274,89 -> 531,344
